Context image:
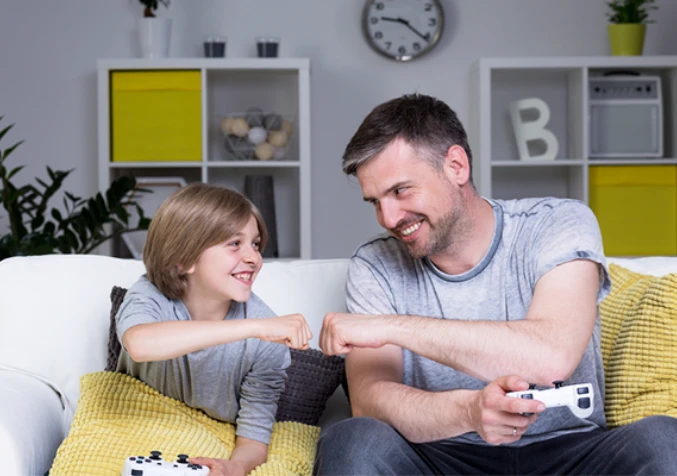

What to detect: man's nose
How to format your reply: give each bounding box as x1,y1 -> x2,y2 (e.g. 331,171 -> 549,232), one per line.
379,200 -> 401,230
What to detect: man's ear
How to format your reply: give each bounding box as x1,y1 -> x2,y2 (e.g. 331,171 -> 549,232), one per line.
443,144 -> 471,187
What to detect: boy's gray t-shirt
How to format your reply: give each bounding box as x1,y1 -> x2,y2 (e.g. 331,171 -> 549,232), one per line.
346,197 -> 611,447
115,276 -> 291,444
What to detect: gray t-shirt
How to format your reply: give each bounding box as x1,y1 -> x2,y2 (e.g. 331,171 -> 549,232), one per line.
116,275 -> 291,444
346,197 -> 611,447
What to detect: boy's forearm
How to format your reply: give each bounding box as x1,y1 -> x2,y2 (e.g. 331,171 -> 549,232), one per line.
230,436 -> 268,474
122,319 -> 259,362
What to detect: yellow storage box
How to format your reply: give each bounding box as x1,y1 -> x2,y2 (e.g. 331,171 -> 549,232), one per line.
111,71 -> 201,162
589,165 -> 677,256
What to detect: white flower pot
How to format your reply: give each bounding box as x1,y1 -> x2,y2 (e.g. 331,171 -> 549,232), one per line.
138,18 -> 172,59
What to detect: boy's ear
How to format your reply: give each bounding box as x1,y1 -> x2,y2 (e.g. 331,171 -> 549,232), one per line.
178,263 -> 196,275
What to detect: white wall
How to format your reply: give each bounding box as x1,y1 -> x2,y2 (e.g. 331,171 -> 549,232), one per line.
1,0 -> 676,258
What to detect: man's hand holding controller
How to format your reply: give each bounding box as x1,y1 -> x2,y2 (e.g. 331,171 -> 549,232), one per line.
470,376 -> 545,445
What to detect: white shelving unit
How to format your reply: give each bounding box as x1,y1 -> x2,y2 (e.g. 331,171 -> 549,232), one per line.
469,55 -> 677,202
97,58 -> 311,259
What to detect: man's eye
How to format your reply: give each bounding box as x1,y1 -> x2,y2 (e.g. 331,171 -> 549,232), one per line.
395,188 -> 407,195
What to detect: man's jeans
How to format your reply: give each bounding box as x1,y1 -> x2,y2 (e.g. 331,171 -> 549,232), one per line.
314,415 -> 677,475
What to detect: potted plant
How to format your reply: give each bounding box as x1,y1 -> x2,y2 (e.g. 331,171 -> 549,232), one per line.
0,116 -> 151,260
136,0 -> 172,58
607,0 -> 657,56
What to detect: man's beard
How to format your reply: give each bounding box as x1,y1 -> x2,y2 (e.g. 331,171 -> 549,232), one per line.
405,191 -> 467,260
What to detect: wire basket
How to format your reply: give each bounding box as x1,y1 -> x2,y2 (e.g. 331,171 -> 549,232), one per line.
218,109 -> 295,161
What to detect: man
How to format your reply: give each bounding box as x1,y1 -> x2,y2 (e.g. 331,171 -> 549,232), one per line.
315,94 -> 677,475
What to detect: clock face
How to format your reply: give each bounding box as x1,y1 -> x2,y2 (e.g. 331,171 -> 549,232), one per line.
362,0 -> 444,62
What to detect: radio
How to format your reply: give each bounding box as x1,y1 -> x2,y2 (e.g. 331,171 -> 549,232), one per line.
589,75 -> 663,158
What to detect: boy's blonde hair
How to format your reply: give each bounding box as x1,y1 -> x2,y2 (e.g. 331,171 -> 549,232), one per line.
143,182 -> 268,299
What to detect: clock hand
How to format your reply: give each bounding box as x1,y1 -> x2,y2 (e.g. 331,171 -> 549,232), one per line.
379,16 -> 429,42
400,20 -> 429,42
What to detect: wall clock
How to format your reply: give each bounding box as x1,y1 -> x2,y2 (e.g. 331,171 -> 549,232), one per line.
362,0 -> 444,62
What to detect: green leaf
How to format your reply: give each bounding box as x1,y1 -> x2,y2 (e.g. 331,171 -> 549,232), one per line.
51,208 -> 63,223
7,165 -> 25,180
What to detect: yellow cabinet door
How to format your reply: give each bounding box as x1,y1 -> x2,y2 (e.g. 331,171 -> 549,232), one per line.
589,165 -> 677,256
111,70 -> 201,162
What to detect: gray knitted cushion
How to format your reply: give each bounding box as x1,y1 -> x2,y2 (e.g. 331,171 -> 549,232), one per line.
107,286 -> 345,425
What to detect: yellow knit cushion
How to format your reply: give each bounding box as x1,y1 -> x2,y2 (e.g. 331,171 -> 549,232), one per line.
50,371 -> 320,476
599,264 -> 677,428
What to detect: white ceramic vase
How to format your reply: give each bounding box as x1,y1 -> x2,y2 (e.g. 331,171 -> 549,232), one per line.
138,17 -> 172,58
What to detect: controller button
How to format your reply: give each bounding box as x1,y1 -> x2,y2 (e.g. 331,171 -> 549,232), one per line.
521,393 -> 533,399
129,457 -> 135,461
528,383 -> 536,390
553,380 -> 564,389
145,459 -> 151,462
577,387 -> 589,394
131,470 -> 143,476
578,397 -> 591,409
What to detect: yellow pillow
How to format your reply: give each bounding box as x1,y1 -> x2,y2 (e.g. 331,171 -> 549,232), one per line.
50,371 -> 320,476
599,263 -> 677,428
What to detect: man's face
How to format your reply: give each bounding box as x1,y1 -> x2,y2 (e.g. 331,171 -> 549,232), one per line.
356,138 -> 466,259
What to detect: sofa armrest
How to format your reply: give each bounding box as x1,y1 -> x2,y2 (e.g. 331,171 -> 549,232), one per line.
0,370 -> 69,476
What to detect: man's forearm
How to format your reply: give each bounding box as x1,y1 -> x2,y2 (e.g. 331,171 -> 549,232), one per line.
385,316 -> 573,385
352,380 -> 476,443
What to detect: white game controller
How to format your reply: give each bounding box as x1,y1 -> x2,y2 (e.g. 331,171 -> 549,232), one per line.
507,381 -> 594,419
121,451 -> 210,475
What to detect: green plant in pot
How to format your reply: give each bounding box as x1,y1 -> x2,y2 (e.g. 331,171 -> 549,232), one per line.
607,0 -> 657,56
0,116 -> 151,261
138,0 -> 170,18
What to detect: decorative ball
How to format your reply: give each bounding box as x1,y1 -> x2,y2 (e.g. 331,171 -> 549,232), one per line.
230,136 -> 254,160
231,118 -> 250,137
255,142 -> 275,161
264,113 -> 283,131
268,130 -> 288,147
281,118 -> 293,137
248,126 -> 267,145
273,146 -> 286,160
220,117 -> 234,136
246,107 -> 265,127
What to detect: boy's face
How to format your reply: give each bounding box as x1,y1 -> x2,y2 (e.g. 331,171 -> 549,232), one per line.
184,215 -> 263,303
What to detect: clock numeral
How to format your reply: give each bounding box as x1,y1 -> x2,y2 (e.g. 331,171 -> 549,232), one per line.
385,41 -> 392,50
424,3 -> 433,11
374,31 -> 383,40
376,2 -> 385,10
398,46 -> 407,55
413,42 -> 421,51
370,16 -> 378,24
428,18 -> 437,26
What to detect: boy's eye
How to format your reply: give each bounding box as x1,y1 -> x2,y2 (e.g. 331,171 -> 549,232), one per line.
253,241 -> 261,250
228,240 -> 240,247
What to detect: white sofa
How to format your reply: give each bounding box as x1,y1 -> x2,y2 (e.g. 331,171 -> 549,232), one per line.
1,254 -> 676,476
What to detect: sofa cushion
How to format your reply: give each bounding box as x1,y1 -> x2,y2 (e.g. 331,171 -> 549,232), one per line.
49,371 -> 320,476
108,287 -> 345,425
599,264 -> 677,428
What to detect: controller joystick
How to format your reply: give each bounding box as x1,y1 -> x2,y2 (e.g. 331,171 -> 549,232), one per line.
177,454 -> 189,464
150,451 -> 162,460
506,382 -> 595,419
